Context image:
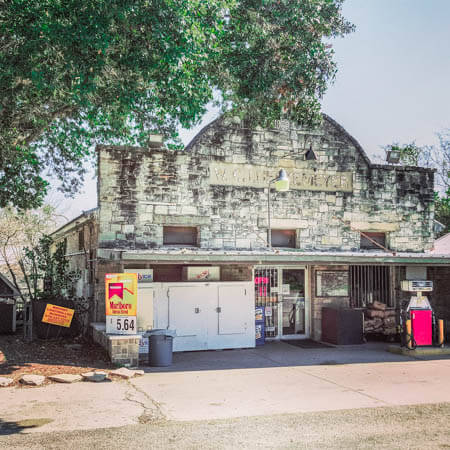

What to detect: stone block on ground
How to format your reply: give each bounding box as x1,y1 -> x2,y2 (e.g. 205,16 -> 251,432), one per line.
0,377 -> 14,387
20,374 -> 45,386
48,374 -> 82,383
81,371 -> 108,382
110,367 -> 143,379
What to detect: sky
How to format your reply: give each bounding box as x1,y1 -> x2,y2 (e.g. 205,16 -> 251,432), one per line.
55,0 -> 450,221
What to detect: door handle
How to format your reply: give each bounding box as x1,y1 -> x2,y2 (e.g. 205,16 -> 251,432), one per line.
216,307 -> 222,313
195,307 -> 200,314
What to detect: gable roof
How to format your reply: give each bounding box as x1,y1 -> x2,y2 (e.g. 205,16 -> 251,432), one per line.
430,233 -> 450,255
0,273 -> 20,297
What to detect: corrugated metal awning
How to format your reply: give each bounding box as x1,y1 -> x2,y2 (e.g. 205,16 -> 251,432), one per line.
97,248 -> 450,266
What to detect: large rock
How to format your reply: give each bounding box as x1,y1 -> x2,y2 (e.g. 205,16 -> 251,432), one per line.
81,371 -> 108,382
20,374 -> 45,386
48,374 -> 82,384
110,367 -> 136,379
110,367 -> 145,379
0,377 -> 14,387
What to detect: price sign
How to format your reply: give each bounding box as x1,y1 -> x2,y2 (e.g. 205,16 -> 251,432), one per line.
106,315 -> 137,335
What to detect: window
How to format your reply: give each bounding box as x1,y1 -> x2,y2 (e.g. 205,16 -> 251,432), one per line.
360,232 -> 386,250
349,265 -> 392,307
163,226 -> 198,246
271,229 -> 296,248
78,229 -> 85,251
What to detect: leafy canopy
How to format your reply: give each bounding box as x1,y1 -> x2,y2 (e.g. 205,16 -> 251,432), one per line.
1,0 -> 353,209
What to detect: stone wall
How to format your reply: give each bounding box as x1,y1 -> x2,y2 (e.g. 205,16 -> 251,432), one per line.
91,322 -> 140,367
97,115 -> 434,254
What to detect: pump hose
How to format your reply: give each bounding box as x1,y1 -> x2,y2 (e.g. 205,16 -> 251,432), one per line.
405,329 -> 417,350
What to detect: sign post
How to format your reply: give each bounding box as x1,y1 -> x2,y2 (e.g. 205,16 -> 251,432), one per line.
105,273 -> 138,334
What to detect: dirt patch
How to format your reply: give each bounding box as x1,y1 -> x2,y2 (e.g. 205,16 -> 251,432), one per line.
0,334 -> 114,387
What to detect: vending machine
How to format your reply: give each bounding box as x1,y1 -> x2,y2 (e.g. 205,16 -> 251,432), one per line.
255,306 -> 265,346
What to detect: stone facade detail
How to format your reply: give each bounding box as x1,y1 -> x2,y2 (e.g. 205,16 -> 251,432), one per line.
91,323 -> 139,367
96,114 -> 435,254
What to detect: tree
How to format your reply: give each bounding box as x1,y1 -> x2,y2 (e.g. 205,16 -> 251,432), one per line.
0,205 -> 59,300
1,0 -> 353,209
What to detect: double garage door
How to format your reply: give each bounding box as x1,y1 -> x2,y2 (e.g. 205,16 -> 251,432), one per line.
162,282 -> 255,352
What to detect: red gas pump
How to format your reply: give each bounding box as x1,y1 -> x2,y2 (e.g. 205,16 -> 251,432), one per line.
401,280 -> 444,348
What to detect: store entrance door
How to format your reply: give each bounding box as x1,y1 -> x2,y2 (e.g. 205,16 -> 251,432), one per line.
281,269 -> 306,337
254,266 -> 309,340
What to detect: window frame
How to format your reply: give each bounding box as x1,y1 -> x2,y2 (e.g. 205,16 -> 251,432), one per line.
270,229 -> 297,249
163,226 -> 199,247
360,232 -> 387,250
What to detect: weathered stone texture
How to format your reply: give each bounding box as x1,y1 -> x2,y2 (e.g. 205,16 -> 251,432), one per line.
97,115 -> 435,253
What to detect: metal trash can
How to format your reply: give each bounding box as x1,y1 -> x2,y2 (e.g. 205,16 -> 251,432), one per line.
146,329 -> 175,367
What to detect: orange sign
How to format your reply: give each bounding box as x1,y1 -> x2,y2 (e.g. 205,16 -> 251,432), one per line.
42,304 -> 75,328
105,273 -> 137,316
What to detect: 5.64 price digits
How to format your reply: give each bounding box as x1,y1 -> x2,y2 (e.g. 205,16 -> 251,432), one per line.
116,318 -> 135,331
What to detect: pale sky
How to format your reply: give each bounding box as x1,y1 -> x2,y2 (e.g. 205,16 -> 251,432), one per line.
54,0 -> 450,222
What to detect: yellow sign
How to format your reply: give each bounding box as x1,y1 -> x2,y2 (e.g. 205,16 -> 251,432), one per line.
209,162 -> 353,193
105,273 -> 138,316
42,304 -> 75,328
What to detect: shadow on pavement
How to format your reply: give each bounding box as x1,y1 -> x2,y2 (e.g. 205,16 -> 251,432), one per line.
140,341 -> 450,373
0,418 -> 53,435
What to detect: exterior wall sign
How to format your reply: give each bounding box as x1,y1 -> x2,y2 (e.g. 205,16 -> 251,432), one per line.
42,304 -> 75,328
183,266 -> 220,281
105,273 -> 138,316
316,271 -> 349,297
210,162 -> 353,193
125,269 -> 154,283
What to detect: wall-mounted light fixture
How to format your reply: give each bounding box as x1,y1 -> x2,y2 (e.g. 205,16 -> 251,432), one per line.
267,169 -> 290,248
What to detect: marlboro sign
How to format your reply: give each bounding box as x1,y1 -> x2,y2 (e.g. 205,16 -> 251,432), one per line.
105,273 -> 137,316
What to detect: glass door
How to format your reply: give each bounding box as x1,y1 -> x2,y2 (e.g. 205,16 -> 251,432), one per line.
281,269 -> 306,336
254,267 -> 279,338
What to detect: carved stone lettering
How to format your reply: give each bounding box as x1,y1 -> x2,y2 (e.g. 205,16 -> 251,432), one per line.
209,163 -> 353,193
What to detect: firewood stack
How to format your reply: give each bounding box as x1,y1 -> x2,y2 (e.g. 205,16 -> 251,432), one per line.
364,301 -> 398,336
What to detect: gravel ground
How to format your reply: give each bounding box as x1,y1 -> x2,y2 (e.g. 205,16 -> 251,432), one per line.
0,335 -> 113,386
1,403 -> 449,449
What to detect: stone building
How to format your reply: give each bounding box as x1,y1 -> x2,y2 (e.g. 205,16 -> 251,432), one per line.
52,114 -> 449,362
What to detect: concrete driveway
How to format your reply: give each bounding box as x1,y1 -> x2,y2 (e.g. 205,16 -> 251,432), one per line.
2,341 -> 450,435
131,341 -> 450,421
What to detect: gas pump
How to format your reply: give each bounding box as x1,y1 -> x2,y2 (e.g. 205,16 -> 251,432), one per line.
400,280 -> 444,348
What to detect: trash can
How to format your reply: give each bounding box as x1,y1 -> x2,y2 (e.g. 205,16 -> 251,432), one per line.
147,329 -> 175,367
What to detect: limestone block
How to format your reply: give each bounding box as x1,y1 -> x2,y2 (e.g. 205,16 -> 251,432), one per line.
20,375 -> 45,386
154,205 -> 168,215
110,367 -> 137,379
181,206 -> 198,215
235,239 -> 252,249
82,371 -> 108,382
258,218 -> 308,229
99,232 -> 116,242
321,236 -> 343,246
0,377 -> 14,387
279,158 -> 296,168
350,221 -> 400,232
48,374 -> 82,383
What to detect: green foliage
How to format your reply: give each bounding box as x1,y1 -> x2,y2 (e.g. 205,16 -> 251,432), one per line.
23,235 -> 80,302
1,0 -> 353,209
434,191 -> 450,236
384,142 -> 429,167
